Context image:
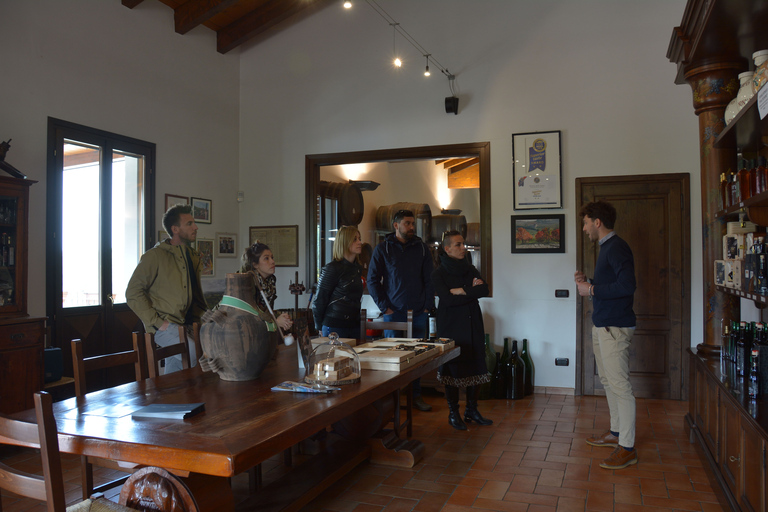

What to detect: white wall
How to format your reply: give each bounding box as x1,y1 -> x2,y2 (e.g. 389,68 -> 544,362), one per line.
238,0 -> 700,389
0,0 -> 241,315
0,0 -> 701,390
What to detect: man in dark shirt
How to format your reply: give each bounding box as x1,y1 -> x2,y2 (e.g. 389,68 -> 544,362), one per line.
368,209 -> 435,411
575,200 -> 637,470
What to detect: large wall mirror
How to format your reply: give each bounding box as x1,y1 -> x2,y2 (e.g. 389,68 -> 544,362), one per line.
305,142 -> 492,302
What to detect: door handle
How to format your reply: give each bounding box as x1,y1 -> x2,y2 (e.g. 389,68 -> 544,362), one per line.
729,455 -> 740,463
107,294 -> 115,305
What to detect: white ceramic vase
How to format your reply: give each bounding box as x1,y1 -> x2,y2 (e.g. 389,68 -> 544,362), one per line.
725,72 -> 755,125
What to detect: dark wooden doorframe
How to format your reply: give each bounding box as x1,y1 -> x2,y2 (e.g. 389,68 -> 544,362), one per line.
575,173 -> 691,399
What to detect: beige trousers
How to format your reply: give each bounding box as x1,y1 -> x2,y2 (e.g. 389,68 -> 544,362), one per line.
592,325 -> 636,448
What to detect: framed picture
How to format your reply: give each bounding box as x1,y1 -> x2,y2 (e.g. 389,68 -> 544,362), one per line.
191,197 -> 212,224
157,230 -> 167,243
248,225 -> 299,267
511,214 -> 565,254
164,194 -> 189,211
512,130 -> 562,210
196,238 -> 215,276
216,232 -> 237,258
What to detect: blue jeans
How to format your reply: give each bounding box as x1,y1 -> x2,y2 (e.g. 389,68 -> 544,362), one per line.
383,311 -> 427,397
154,324 -> 197,374
321,325 -> 360,340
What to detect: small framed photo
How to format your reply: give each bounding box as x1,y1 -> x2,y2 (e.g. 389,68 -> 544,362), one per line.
157,230 -> 167,243
511,214 -> 565,254
191,197 -> 212,224
196,238 -> 215,276
216,232 -> 237,258
165,194 -> 189,211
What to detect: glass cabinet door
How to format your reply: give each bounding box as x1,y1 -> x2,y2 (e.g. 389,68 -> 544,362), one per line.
0,194 -> 18,307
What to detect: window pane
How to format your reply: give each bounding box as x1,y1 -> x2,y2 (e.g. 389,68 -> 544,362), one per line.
62,141 -> 101,307
112,151 -> 145,305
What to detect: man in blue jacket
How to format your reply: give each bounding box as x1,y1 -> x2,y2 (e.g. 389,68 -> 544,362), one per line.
368,209 -> 435,411
575,200 -> 637,470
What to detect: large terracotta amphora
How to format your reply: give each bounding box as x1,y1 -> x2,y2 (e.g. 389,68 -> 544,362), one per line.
198,272 -> 276,381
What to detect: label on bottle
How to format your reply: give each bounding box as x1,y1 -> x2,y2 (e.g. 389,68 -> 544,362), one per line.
429,317 -> 437,338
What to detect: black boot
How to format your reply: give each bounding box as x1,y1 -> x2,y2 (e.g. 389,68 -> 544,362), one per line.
464,386 -> 493,425
445,385 -> 467,430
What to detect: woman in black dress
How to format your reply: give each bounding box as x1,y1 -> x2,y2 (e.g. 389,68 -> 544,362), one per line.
432,230 -> 492,430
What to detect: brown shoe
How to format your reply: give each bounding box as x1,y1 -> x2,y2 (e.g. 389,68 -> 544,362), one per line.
599,446 -> 638,469
586,431 -> 619,447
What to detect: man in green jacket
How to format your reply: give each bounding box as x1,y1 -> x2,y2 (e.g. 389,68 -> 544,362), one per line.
126,204 -> 208,373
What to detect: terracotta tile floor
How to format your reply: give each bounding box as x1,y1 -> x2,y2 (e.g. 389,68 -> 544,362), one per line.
1,391 -> 725,512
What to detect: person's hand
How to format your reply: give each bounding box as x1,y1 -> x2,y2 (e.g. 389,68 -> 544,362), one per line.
159,320 -> 169,331
276,312 -> 293,331
472,278 -> 484,287
384,308 -> 394,315
450,287 -> 466,295
574,270 -> 587,283
577,281 -> 592,297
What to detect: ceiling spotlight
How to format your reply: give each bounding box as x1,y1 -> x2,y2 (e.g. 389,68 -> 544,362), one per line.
424,55 -> 431,76
391,23 -> 401,68
343,1 -> 352,8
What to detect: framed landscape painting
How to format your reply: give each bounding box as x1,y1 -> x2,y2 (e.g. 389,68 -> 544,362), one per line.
511,214 -> 565,254
191,197 -> 212,224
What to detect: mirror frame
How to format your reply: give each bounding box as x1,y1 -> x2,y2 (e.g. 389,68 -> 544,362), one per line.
305,141 -> 492,295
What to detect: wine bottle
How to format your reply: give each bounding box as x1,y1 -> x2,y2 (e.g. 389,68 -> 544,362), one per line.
500,337 -> 510,368
520,338 -> 534,395
505,339 -> 525,400
491,352 -> 505,399
479,334 -> 494,400
737,321 -> 747,376
749,348 -> 759,401
427,307 -> 437,340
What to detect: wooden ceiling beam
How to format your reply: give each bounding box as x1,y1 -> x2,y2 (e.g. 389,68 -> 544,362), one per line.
175,0 -> 239,35
122,0 -> 145,8
217,0 -> 324,54
440,157 -> 476,170
447,158 -> 479,173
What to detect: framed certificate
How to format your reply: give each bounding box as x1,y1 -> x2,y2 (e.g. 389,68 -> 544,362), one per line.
248,225 -> 299,267
512,130 -> 562,210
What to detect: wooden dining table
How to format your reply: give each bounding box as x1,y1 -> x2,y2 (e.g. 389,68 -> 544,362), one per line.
14,343 -> 458,511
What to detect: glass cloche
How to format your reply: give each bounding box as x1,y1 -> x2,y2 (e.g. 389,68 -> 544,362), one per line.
305,332 -> 361,385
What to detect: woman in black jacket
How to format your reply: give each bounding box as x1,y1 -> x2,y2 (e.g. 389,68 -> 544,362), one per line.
313,226 -> 364,339
432,230 -> 492,430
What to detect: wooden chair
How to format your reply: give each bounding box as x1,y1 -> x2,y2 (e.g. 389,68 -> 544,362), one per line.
144,326 -> 191,378
118,467 -> 198,512
360,309 -> 414,339
71,336 -> 149,501
0,391 -> 136,511
359,309 -> 415,438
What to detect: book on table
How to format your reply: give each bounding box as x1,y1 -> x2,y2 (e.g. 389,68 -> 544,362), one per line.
131,403 -> 205,420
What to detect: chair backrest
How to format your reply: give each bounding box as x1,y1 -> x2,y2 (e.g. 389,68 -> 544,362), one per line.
360,309 -> 414,340
144,326 -> 191,379
0,391 -> 67,511
191,322 -> 202,363
72,338 -> 148,398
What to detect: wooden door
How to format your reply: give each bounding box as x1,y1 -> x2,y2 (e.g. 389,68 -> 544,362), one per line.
576,174 -> 690,399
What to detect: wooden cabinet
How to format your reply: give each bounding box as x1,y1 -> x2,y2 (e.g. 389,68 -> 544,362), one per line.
688,350 -> 768,512
0,176 -> 45,414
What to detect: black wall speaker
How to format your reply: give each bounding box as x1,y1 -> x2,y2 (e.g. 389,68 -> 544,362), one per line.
445,96 -> 459,115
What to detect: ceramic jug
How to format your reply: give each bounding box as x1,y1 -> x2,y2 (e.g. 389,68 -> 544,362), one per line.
752,49 -> 768,93
198,272 -> 277,381
726,72 -> 755,125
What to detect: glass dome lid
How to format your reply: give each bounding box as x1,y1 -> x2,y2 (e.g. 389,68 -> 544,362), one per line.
305,332 -> 361,385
